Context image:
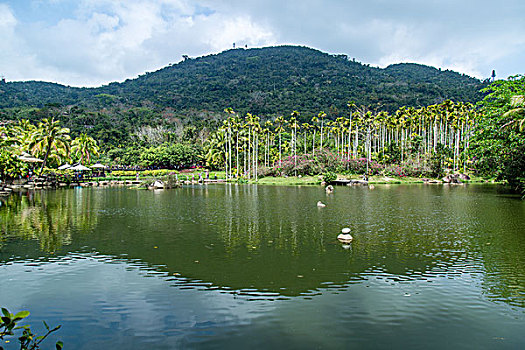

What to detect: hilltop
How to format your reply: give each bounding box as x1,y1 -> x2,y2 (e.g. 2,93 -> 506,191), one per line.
0,46 -> 484,115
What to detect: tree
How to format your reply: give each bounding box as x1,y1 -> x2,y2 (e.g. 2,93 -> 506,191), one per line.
290,111 -> 300,176
472,75 -> 525,193
204,130 -> 226,169
501,94 -> 525,131
0,148 -> 27,181
71,133 -> 99,164
274,115 -> 287,166
318,111 -> 326,151
29,117 -> 71,174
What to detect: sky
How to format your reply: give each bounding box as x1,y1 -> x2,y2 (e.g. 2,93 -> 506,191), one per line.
1,0 -> 524,87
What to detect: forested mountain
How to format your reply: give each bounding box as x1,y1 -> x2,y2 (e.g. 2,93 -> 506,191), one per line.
0,46 -> 484,115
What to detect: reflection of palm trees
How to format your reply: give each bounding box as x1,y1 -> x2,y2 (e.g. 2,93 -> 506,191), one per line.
2,186 -> 523,304
0,190 -> 99,252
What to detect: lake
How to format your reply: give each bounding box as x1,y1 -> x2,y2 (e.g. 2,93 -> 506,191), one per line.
1,184 -> 524,349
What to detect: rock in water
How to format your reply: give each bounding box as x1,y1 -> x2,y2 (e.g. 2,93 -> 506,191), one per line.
338,228 -> 353,242
153,180 -> 164,189
337,233 -> 353,243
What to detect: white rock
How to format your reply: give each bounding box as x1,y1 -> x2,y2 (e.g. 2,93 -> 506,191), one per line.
153,180 -> 164,189
337,233 -> 353,242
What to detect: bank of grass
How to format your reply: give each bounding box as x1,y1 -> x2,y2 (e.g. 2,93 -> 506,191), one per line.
250,174 -> 495,186
97,170 -> 227,181
91,168 -> 495,186
251,174 -> 422,185
253,175 -> 321,185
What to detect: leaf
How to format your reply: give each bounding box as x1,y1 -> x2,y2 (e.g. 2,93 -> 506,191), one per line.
56,340 -> 64,350
1,308 -> 10,318
14,311 -> 30,320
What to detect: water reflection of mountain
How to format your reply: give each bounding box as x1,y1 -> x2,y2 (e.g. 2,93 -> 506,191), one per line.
1,185 -> 524,305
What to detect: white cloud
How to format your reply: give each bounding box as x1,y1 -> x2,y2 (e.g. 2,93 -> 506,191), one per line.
0,0 -> 276,86
0,4 -> 46,81
0,3 -> 16,28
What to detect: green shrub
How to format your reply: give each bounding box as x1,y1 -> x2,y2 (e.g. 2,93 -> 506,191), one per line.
322,171 -> 337,183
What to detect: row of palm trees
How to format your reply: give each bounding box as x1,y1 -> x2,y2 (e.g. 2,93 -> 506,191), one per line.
204,100 -> 478,178
0,116 -> 99,176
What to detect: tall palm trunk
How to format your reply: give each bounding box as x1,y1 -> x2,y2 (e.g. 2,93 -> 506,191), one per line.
39,137 -> 54,175
312,129 -> 316,155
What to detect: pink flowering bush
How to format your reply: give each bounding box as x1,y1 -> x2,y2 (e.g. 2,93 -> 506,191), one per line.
262,150 -> 384,177
383,160 -> 430,177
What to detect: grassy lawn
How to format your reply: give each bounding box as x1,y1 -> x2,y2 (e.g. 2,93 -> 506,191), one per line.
249,174 -> 495,186
252,175 -> 321,185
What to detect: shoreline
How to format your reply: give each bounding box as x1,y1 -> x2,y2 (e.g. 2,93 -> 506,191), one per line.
0,174 -> 502,198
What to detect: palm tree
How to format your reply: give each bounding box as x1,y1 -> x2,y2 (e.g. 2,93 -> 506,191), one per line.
347,102 -> 357,160
204,130 -> 226,169
318,111 -> 327,151
290,111 -> 300,176
274,116 -> 287,166
14,119 -> 36,151
252,116 -> 261,180
71,133 -> 99,165
263,121 -> 273,167
302,122 -> 311,154
29,117 -> 71,175
223,108 -> 237,179
502,94 -> 525,131
311,115 -> 319,155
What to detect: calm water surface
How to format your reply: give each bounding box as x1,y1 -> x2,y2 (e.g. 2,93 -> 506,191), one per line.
1,184 -> 524,349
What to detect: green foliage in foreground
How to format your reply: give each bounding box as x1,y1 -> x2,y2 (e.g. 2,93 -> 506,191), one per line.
472,75 -> 525,193
0,307 -> 62,350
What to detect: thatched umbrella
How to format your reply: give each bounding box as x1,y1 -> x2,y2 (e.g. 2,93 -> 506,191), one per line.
58,163 -> 71,170
90,163 -> 107,169
18,155 -> 44,163
90,163 -> 107,177
69,164 -> 91,171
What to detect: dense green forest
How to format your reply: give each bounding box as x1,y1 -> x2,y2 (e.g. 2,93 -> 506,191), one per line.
0,46 -> 484,115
